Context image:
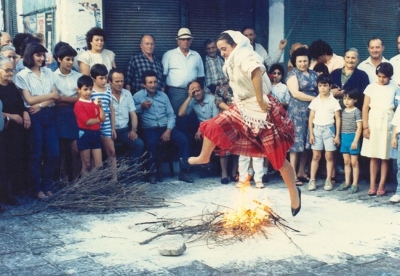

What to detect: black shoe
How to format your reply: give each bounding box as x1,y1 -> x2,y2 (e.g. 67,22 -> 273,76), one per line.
148,174 -> 157,184
262,174 -> 269,183
292,187 -> 301,217
179,158 -> 209,170
179,172 -> 193,183
221,177 -> 230,184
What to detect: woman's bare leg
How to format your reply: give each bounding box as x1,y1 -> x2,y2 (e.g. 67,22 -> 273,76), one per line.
279,160 -> 300,210
188,137 -> 216,165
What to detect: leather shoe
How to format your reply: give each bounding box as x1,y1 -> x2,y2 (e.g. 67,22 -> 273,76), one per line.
291,187 -> 301,217
179,172 -> 193,183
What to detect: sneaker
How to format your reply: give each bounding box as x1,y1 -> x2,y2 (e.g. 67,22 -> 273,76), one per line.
308,180 -> 316,191
179,172 -> 193,183
262,174 -> 269,183
349,185 -> 359,194
336,182 -> 351,191
235,181 -> 250,188
324,180 -> 333,191
389,194 -> 400,203
255,181 -> 265,189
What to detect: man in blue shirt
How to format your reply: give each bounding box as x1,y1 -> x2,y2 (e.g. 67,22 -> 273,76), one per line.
133,70 -> 193,184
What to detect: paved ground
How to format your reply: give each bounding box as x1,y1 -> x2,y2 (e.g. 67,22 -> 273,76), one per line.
0,167 -> 400,276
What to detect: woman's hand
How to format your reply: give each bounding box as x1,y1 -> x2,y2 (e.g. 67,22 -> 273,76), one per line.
363,128 -> 370,139
23,111 -> 31,129
258,99 -> 271,112
9,114 -> 23,124
29,104 -> 42,114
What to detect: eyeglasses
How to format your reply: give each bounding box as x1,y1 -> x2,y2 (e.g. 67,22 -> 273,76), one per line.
1,68 -> 13,73
272,71 -> 282,75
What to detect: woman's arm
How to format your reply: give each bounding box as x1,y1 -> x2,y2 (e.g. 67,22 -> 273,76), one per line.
78,61 -> 90,76
287,75 -> 316,102
251,68 -> 270,112
362,95 -> 370,139
21,87 -> 59,106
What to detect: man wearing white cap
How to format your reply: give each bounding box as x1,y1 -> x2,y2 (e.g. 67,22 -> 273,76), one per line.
162,28 -> 205,114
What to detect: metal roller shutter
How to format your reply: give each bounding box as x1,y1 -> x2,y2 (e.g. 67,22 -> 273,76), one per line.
285,0 -> 347,59
104,0 -> 180,72
186,0 -> 256,54
346,0 -> 400,61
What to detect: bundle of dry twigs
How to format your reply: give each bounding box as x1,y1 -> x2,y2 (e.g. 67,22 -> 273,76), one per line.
6,156 -> 167,215
137,200 -> 299,246
45,157 -> 166,212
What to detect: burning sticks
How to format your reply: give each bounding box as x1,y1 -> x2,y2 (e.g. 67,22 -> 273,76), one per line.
138,200 -> 299,246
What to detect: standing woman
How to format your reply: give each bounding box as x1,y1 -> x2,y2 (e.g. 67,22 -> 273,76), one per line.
78,27 -> 116,75
286,47 -> 318,186
0,56 -> 30,200
185,31 -> 301,216
331,48 -> 370,109
15,42 -> 60,199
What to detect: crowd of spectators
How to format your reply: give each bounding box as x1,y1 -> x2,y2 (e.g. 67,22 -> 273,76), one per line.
1,26 -> 400,212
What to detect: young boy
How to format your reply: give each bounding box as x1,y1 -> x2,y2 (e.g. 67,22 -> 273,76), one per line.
308,74 -> 341,191
74,75 -> 105,177
337,89 -> 362,193
90,64 -> 117,182
390,101 -> 400,203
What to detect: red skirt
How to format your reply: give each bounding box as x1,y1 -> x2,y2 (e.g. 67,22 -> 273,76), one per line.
199,95 -> 294,170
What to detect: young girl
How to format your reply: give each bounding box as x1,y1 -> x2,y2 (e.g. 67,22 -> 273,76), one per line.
361,62 -> 397,196
90,64 -> 117,182
15,42 -> 60,199
269,64 -> 290,108
337,89 -> 362,193
184,31 -> 301,216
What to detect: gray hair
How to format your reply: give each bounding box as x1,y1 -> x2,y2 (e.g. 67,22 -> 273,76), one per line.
346,47 -> 359,58
0,56 -> 13,68
0,45 -> 15,54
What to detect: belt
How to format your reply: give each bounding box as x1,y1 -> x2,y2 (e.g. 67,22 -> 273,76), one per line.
168,86 -> 187,90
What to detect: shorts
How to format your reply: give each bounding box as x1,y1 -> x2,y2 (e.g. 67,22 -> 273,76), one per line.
100,113 -> 112,138
340,132 -> 361,155
77,129 -> 101,151
311,124 -> 336,151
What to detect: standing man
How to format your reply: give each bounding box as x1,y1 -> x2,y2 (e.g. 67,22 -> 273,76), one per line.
0,32 -> 12,46
125,34 -> 164,94
390,35 -> 400,85
109,68 -> 144,159
241,26 -> 287,69
162,28 -> 205,114
203,39 -> 225,93
133,70 -> 193,184
358,37 -> 389,83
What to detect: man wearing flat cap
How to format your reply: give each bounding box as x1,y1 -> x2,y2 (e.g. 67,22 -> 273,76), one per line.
162,28 -> 205,140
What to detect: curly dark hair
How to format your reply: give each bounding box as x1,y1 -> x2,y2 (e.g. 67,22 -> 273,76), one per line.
290,47 -> 310,70
85,27 -> 106,50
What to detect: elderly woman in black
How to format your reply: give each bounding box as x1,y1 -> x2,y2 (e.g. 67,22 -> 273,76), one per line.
0,56 -> 30,203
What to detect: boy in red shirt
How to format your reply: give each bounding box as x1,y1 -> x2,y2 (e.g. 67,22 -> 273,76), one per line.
74,75 -> 105,177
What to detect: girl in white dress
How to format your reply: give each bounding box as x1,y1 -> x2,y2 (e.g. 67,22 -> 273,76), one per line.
361,62 -> 398,196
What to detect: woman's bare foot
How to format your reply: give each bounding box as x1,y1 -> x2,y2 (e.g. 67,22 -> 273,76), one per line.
37,191 -> 48,199
188,156 -> 210,165
46,191 -> 53,197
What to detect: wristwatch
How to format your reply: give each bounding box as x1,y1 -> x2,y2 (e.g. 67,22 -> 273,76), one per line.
39,103 -> 43,109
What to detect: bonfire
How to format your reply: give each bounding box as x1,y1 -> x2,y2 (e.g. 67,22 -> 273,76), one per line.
138,188 -> 299,246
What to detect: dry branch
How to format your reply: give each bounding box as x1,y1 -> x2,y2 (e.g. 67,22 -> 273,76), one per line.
137,203 -> 299,246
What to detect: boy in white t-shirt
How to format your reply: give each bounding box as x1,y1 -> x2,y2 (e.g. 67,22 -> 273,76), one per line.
308,74 -> 341,191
